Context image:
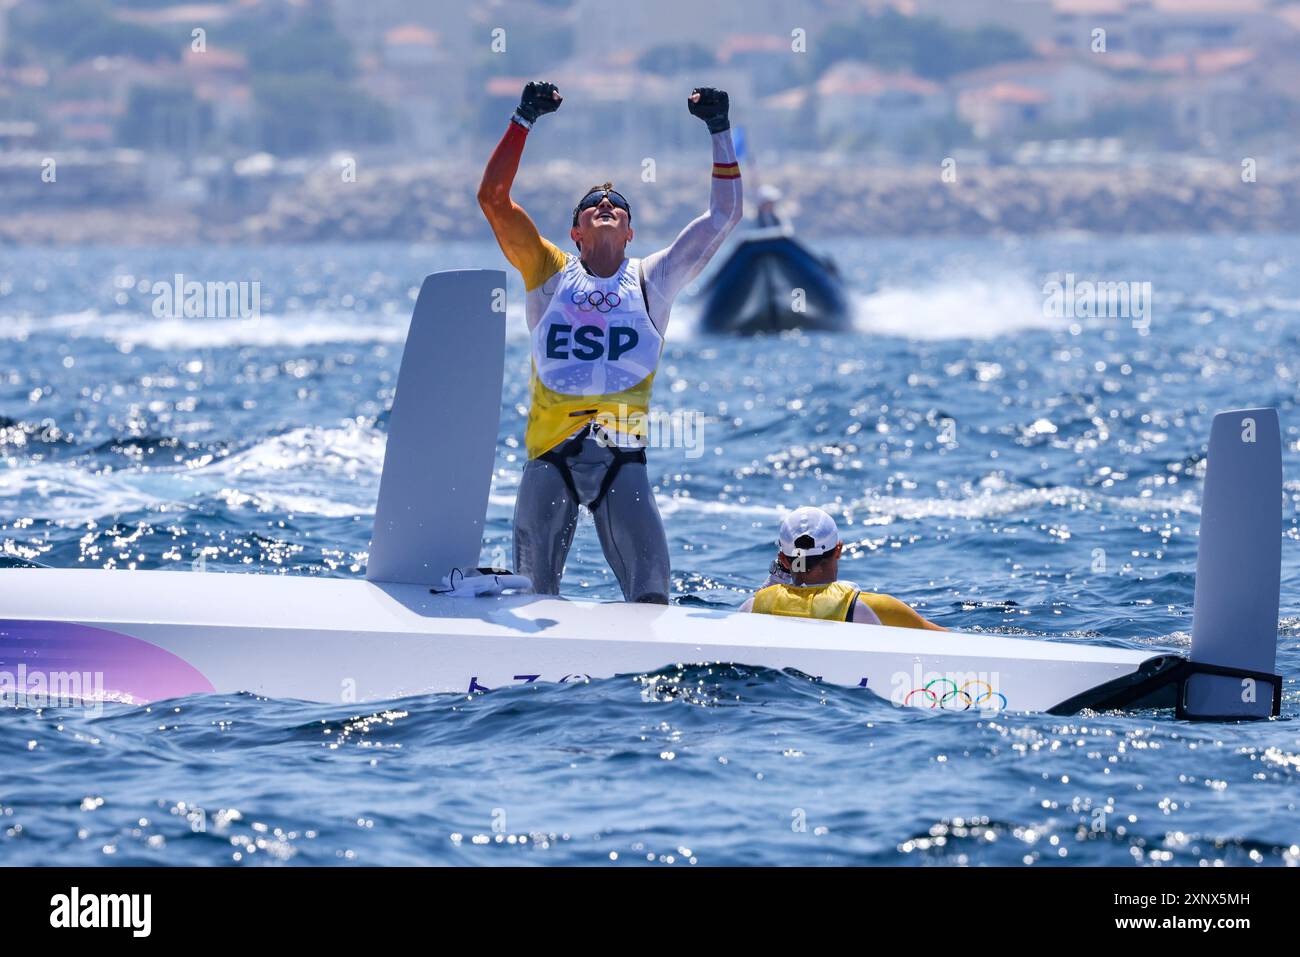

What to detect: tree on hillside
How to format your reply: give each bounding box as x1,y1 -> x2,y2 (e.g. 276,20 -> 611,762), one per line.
820,9 -> 1033,81
243,10 -> 395,153
10,0 -> 179,64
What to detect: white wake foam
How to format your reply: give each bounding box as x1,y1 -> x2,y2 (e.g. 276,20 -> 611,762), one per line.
105,315 -> 408,350
0,422 -> 386,523
853,277 -> 1057,341
0,310 -> 411,349
3,412 -> 1200,529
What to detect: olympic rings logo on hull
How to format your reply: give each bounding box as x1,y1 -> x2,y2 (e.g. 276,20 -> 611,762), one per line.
903,678 -> 1007,712
571,290 -> 621,313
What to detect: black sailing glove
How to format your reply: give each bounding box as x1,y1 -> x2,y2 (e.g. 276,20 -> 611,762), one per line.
515,81 -> 562,124
688,87 -> 729,133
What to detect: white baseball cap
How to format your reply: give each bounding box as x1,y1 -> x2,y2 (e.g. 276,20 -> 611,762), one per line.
778,506 -> 840,557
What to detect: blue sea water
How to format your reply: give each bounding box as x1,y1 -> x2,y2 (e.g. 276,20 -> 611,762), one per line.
0,234 -> 1298,866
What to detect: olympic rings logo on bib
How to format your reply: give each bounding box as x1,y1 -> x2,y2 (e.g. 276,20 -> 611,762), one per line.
903,678 -> 1007,712
572,290 -> 621,313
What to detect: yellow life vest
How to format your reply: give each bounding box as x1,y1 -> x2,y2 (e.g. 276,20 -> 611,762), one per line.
752,581 -> 860,622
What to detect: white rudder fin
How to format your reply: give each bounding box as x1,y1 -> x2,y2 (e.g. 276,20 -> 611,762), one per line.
1183,408 -> 1283,719
366,269 -> 506,585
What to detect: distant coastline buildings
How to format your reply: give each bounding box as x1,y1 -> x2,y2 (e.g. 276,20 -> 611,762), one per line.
1,0 -> 1298,233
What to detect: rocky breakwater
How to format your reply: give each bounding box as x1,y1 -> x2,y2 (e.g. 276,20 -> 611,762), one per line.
242,158 -> 1300,242
4,157 -> 1297,245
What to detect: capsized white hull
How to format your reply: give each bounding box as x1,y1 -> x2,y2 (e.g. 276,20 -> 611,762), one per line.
0,568 -> 1176,713
0,271 -> 1271,720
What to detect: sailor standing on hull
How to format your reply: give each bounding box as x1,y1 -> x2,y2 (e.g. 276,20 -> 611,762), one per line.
478,81 -> 743,603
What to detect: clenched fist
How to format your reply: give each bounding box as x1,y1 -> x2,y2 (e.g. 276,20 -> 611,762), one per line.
688,87 -> 729,134
515,81 -> 562,124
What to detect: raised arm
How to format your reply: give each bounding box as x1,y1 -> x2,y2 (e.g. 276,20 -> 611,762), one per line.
641,88 -> 744,334
477,82 -> 567,291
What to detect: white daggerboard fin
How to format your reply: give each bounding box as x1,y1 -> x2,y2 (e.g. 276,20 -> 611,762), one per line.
1185,408 -> 1282,719
366,269 -> 506,585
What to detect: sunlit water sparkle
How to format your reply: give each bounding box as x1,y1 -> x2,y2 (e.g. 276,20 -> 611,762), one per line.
1,235 -> 1298,865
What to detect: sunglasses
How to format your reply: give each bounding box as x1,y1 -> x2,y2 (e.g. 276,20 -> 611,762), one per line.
573,189 -> 631,224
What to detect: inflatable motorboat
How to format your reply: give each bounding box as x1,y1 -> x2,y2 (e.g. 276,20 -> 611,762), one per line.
696,225 -> 850,335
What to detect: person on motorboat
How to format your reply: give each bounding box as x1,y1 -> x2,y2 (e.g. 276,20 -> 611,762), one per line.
740,506 -> 946,628
755,183 -> 788,231
478,81 -> 743,603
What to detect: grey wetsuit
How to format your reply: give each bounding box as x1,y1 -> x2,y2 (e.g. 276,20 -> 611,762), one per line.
514,427 -> 670,602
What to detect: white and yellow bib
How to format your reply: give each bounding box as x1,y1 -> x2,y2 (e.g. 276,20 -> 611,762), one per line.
526,255 -> 663,458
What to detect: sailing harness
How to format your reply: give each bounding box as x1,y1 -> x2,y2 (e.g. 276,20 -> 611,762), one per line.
538,420 -> 646,512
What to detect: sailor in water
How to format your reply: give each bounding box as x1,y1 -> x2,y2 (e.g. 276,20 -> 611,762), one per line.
740,507 -> 946,629
478,81 -> 742,603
